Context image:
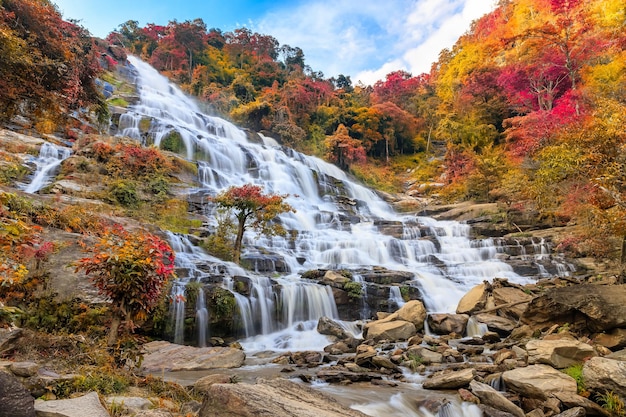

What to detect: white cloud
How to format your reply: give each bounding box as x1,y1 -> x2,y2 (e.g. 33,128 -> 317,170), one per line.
256,0 -> 496,85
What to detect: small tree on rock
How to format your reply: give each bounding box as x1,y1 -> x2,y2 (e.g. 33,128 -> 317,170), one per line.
75,223 -> 175,346
211,184 -> 294,264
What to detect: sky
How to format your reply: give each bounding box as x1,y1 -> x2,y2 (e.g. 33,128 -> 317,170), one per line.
52,0 -> 497,85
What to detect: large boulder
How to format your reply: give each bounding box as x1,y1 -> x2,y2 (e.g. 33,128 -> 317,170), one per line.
593,328 -> 626,350
422,368 -> 475,390
492,287 -> 532,319
395,300 -> 427,330
199,378 -> 368,416
427,313 -> 469,335
457,283 -> 487,314
502,365 -> 577,399
474,313 -> 517,336
140,341 -> 245,373
469,380 -> 525,417
364,320 -> 416,341
317,316 -> 351,340
0,371 -> 35,417
521,284 -> 626,333
35,391 -> 109,417
583,357 -> 626,398
526,338 -> 596,369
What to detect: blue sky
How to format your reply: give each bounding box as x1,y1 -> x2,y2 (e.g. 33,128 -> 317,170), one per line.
53,0 -> 496,85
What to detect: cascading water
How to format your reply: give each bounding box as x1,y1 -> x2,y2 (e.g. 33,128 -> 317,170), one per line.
21,142 -> 72,193
120,55 -> 567,334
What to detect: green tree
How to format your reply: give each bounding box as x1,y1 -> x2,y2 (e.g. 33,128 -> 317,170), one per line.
211,184 -> 294,265
75,224 -> 175,346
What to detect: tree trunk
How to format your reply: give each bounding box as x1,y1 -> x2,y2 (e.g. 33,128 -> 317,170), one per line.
107,313 -> 122,346
233,218 -> 246,264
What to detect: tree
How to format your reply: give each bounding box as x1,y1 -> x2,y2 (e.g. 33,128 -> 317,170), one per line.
211,184 -> 294,265
75,224 -> 175,346
324,124 -> 366,170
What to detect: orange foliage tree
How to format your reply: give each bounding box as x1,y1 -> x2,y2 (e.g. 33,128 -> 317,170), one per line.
211,184 -> 294,265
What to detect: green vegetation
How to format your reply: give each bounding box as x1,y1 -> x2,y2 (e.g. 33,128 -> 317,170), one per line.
563,363 -> 585,395
597,391 -> 626,416
344,281 -> 363,299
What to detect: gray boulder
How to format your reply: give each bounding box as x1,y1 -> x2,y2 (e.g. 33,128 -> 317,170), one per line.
583,357 -> 626,398
469,380 -> 525,417
526,337 -> 595,369
140,341 -> 245,372
35,391 -> 109,417
502,365 -> 577,399
422,368 -> 474,390
199,377 -> 368,416
427,313 -> 469,335
0,371 -> 35,417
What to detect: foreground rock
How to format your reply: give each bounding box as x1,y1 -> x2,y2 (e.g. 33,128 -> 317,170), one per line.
199,378 -> 368,416
526,337 -> 595,368
0,371 -> 35,417
502,365 -> 577,399
522,284 -> 626,332
583,357 -> 626,398
35,391 -> 109,417
140,341 -> 245,373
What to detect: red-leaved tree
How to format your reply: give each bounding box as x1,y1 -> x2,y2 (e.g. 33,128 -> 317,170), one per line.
75,224 -> 175,345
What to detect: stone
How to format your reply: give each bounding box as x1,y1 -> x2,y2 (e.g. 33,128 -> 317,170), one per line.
35,391 -> 109,417
9,361 -> 39,378
105,396 -> 152,412
469,380 -> 525,417
491,287 -> 532,320
554,407 -> 586,417
364,320 -> 416,341
502,365 -> 577,399
140,341 -> 245,372
200,378 -> 369,416
607,348 -> 626,361
552,392 -> 612,417
427,313 -> 469,335
422,368 -> 474,390
371,355 -> 399,371
354,344 -> 377,365
583,356 -> 626,398
521,284 -> 626,333
394,300 -> 427,330
0,371 -> 36,417
593,328 -> 626,350
317,316 -> 351,340
193,374 -> 232,393
474,313 -> 517,336
526,338 -> 595,369
458,388 -> 480,404
406,346 -> 443,365
134,411 -> 174,417
0,327 -> 23,355
321,270 -> 351,286
457,283 -> 487,314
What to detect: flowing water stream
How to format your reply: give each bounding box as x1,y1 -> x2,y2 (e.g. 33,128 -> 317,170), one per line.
20,142 -> 72,194
117,56 -> 572,416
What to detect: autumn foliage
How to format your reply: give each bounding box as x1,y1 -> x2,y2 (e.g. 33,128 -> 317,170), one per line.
75,224 -> 175,345
211,184 -> 294,264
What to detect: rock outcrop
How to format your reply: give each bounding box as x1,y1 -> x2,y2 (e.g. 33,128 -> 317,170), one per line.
140,341 -> 245,373
199,378 -> 368,417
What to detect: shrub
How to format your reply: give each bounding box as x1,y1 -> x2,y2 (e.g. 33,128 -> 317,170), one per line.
108,180 -> 139,208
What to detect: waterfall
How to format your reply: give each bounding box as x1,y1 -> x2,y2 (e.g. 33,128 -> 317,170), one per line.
389,286 -> 405,311
121,56 -> 564,347
21,142 -> 72,193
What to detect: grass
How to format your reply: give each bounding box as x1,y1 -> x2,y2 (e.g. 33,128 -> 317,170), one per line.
562,363 -> 585,394
597,391 -> 625,416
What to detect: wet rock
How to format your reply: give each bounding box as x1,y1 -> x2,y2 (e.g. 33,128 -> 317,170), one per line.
502,364 -> 577,399
320,270 -> 351,286
140,341 -> 245,372
427,313 -> 469,335
354,344 -> 377,365
35,391 -> 109,417
474,313 -> 517,336
364,320 -> 416,341
423,368 -> 474,390
359,269 -> 414,285
458,388 -> 480,404
0,371 -> 35,417
316,369 -> 383,384
470,380 -> 525,417
371,355 -> 400,371
526,338 -> 595,369
583,356 -> 626,398
317,316 -> 351,340
492,287 -> 532,320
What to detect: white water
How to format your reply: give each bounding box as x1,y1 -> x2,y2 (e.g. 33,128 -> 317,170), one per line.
21,142 -> 72,193
122,56 -> 562,350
